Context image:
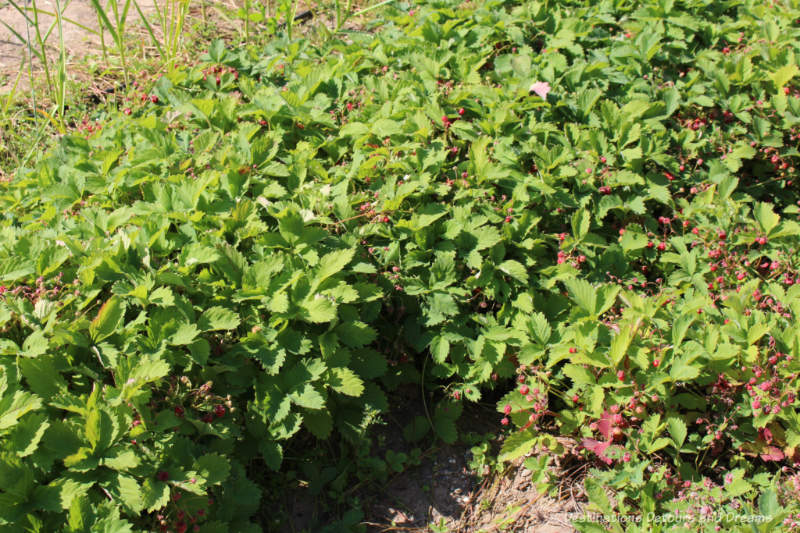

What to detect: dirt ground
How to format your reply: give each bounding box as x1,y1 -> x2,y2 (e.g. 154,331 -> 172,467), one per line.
360,448 -> 583,533
360,391 -> 582,533
0,0 -> 165,93
280,441 -> 585,533
281,385 -> 585,532
2,0 -> 107,90
0,0 -> 361,94
0,0 -> 254,93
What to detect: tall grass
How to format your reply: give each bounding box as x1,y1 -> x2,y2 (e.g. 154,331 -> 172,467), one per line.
0,0 -> 398,168
229,0 -> 395,44
54,0 -> 66,124
134,0 -> 190,70
0,0 -> 89,128
89,0 -> 134,84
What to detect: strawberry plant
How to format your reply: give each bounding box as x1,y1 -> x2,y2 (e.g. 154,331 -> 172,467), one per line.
2,0 -> 800,530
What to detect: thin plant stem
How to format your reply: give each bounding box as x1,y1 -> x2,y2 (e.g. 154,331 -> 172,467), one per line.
245,0 -> 250,44
286,0 -> 297,40
23,0 -> 38,118
30,0 -> 54,95
135,0 -> 188,71
54,0 -> 66,130
17,116 -> 49,171
352,0 -> 393,17
97,8 -> 109,64
117,0 -> 132,85
133,0 -> 166,59
1,65 -> 24,118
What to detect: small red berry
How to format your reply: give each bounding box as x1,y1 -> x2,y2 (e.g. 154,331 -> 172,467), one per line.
150,95 -> 159,103
156,470 -> 169,482
519,384 -> 530,395
503,404 -> 512,415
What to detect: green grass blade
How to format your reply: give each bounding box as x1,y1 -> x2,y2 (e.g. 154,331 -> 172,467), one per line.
17,7 -> 102,35
121,0 -> 133,23
89,0 -> 120,42
0,19 -> 45,62
1,65 -> 24,116
54,0 -> 66,130
3,0 -> 36,26
352,0 -> 394,17
132,0 -> 166,57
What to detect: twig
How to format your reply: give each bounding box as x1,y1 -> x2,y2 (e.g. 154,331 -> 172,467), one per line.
100,486 -> 114,501
359,522 -> 424,532
482,491 -> 544,533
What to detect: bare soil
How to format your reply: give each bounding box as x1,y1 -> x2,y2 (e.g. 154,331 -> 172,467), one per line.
280,385 -> 586,532
359,448 -> 584,533
0,0 -> 369,94
2,0 -> 106,90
